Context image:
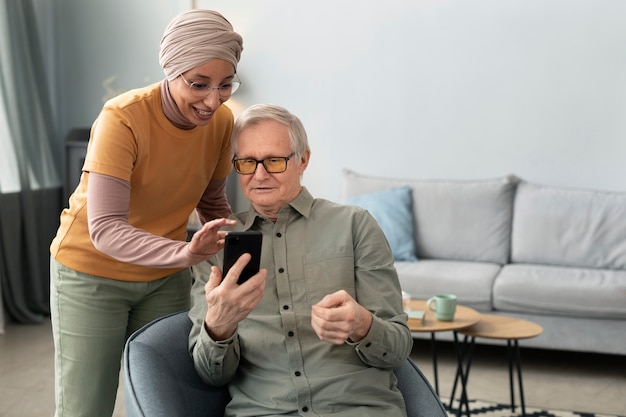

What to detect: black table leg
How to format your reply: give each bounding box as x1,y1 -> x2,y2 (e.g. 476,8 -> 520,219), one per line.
449,335 -> 463,408
450,332 -> 475,417
506,339 -> 529,416
507,340 -> 516,412
430,332 -> 439,396
514,340 -> 527,417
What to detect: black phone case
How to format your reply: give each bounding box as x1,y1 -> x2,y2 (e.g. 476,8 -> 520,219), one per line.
223,231 -> 262,285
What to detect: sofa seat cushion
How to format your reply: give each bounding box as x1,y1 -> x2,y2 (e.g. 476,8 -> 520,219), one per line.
394,260 -> 501,311
494,264 -> 626,319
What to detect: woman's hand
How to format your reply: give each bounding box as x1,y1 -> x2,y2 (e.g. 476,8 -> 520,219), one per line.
187,218 -> 237,257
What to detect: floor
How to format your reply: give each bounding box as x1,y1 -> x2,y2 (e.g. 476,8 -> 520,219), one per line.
410,338 -> 626,416
0,318 -> 625,417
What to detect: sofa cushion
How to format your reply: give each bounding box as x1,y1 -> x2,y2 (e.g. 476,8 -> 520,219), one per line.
341,169 -> 517,264
511,181 -> 626,270
394,260 -> 502,311
494,264 -> 626,319
346,186 -> 418,261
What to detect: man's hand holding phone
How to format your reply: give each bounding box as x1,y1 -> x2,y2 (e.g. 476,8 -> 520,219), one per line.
203,234 -> 266,341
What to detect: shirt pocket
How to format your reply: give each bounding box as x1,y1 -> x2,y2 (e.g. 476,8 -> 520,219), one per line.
303,246 -> 356,305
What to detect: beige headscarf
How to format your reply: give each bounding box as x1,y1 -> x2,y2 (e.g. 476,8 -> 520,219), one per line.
159,9 -> 243,81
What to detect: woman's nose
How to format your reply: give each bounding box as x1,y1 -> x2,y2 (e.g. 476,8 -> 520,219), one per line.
203,89 -> 222,108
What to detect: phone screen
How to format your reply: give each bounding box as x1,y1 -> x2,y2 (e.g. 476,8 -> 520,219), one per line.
223,231 -> 263,285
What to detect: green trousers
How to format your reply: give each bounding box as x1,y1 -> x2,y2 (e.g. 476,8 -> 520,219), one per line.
50,257 -> 192,417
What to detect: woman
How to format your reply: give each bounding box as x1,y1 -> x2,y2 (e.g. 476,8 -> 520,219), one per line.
50,9 -> 243,417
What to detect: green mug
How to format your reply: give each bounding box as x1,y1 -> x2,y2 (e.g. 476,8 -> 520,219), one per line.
426,294 -> 457,321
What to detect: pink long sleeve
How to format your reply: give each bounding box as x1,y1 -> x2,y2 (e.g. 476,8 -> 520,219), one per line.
196,177 -> 233,223
87,173 -> 207,268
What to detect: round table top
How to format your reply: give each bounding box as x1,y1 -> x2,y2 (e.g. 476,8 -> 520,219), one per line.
407,300 -> 481,333
458,314 -> 543,340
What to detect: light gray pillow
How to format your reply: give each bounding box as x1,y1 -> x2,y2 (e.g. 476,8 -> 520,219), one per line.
511,181 -> 626,269
346,186 -> 418,262
341,169 -> 517,264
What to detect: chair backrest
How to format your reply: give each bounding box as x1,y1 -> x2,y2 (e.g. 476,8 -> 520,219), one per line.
123,311 -> 448,417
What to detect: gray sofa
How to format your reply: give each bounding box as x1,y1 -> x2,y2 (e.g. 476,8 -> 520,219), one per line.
341,169 -> 626,356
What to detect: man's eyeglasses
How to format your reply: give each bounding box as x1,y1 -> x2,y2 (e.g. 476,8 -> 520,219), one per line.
232,154 -> 295,175
179,73 -> 241,98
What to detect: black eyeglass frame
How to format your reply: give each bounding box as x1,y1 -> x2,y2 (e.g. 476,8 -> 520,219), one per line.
232,153 -> 295,175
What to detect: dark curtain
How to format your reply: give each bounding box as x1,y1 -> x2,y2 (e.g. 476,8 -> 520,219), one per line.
0,0 -> 63,325
0,189 -> 61,323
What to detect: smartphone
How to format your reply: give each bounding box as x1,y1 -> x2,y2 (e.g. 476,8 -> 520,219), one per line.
223,231 -> 263,285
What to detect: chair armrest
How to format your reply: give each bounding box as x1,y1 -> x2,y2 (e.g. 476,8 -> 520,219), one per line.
123,311 -> 230,417
394,357 -> 448,417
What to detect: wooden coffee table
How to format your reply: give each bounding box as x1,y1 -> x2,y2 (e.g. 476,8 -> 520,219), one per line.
407,300 -> 481,399
454,314 -> 543,416
407,300 -> 481,333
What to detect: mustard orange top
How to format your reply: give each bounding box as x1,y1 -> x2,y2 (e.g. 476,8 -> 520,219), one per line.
51,82 -> 233,281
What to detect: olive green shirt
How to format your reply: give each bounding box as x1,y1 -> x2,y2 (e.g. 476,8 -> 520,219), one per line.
189,187 -> 412,417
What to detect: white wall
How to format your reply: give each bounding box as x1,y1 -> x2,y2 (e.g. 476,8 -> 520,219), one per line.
52,0 -> 187,139
53,0 -> 626,202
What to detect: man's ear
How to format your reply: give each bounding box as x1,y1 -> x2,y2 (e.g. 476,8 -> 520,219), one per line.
298,149 -> 311,173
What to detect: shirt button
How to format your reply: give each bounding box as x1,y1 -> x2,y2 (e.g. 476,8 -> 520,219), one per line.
276,232 -> 282,237
283,305 -> 289,310
365,342 -> 372,348
288,331 -> 294,337
295,371 -> 301,376
302,406 -> 309,412
278,267 -> 285,273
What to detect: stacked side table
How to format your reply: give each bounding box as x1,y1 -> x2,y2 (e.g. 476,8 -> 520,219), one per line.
407,300 -> 480,398
454,314 -> 544,416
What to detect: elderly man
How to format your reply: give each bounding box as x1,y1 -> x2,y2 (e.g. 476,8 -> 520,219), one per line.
189,104 -> 413,417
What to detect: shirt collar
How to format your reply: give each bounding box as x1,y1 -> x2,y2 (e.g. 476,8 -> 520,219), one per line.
241,186 -> 313,229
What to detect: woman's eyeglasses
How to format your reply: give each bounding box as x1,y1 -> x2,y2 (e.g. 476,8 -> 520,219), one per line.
179,73 -> 241,98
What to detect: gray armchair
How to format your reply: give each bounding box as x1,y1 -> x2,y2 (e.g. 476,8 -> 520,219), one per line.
123,311 -> 448,417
